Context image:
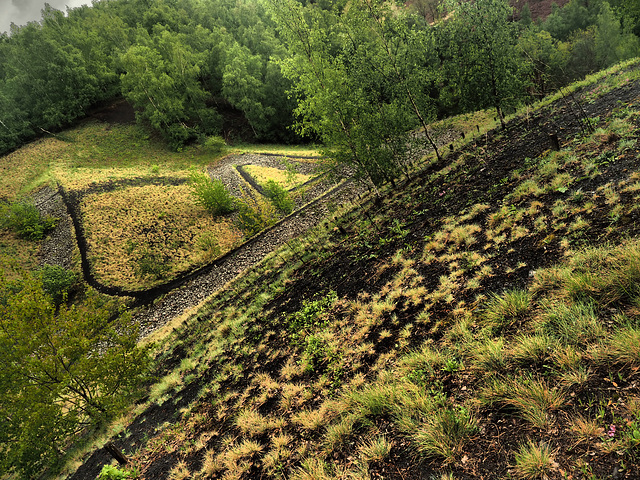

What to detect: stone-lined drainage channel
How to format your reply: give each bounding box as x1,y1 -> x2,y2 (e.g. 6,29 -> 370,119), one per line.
51,156 -> 363,336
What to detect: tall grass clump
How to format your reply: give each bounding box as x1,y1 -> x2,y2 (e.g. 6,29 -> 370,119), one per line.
477,376 -> 565,428
597,326 -> 640,367
481,289 -> 531,333
345,379 -> 476,463
188,169 -> 236,216
537,241 -> 640,306
512,440 -> 557,479
538,300 -> 604,346
263,179 -> 294,215
409,405 -> 476,462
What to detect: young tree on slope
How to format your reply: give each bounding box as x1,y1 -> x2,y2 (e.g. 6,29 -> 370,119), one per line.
0,273 -> 151,478
267,0 -> 399,187
356,0 -> 441,161
438,0 -> 528,128
268,0 -> 440,187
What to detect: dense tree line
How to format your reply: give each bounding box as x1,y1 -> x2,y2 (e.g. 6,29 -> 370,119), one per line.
268,0 -> 639,186
0,0 -> 299,154
0,0 -> 638,159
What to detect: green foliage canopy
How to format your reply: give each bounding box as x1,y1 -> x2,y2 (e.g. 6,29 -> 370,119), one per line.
439,0 -> 528,126
269,0 -> 440,187
0,0 -> 639,158
0,273 -> 151,478
188,168 -> 236,216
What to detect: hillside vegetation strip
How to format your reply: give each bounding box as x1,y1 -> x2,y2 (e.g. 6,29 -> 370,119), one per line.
56,67 -> 640,480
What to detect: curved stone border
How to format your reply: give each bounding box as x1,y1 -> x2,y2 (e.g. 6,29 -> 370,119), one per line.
254,153 -> 326,160
52,154 -> 348,308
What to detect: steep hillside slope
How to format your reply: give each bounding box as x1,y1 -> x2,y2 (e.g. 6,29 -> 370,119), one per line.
66,61 -> 640,480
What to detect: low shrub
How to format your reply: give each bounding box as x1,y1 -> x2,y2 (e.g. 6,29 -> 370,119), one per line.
0,200 -> 57,240
263,180 -> 294,215
202,135 -> 226,154
188,169 -> 236,216
98,465 -> 139,479
234,189 -> 276,237
40,265 -> 76,305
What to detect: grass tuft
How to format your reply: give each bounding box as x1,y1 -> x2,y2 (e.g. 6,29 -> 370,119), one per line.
409,406 -> 476,463
512,440 -> 557,480
482,289 -> 531,333
358,435 -> 392,464
478,376 -> 565,428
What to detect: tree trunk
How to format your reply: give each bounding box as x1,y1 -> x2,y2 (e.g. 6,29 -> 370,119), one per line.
105,442 -> 128,466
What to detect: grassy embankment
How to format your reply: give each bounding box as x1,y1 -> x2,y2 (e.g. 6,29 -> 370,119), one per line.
0,123 -> 321,289
54,58 -> 640,479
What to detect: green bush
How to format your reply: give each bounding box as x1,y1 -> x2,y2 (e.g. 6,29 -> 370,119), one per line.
98,465 -> 138,479
188,169 -> 236,216
234,189 -> 276,237
202,135 -> 226,154
165,123 -> 195,152
40,265 -> 76,305
0,200 -> 57,240
263,180 -> 294,215
0,273 -> 151,478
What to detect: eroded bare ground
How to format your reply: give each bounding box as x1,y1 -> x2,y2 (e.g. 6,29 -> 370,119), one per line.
65,76 -> 640,480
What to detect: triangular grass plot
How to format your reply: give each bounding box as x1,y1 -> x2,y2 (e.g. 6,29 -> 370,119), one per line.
80,182 -> 242,290
242,164 -> 315,190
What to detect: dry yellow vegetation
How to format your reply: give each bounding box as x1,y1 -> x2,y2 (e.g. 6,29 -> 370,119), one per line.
243,164 -> 313,189
81,184 -> 241,289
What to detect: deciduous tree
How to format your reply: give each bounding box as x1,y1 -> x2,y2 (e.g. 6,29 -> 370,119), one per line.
439,0 -> 528,128
0,273 -> 151,478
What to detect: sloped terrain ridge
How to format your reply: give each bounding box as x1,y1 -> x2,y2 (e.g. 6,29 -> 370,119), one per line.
67,63 -> 640,480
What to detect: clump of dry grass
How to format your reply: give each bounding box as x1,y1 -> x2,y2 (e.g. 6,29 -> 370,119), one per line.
512,440 -> 558,480
477,376 -> 565,428
570,415 -> 604,445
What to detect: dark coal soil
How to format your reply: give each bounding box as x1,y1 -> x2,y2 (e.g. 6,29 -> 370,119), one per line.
66,78 -> 640,480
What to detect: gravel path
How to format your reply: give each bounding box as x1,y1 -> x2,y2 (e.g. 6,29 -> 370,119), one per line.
36,153 -> 365,338
207,152 -> 330,205
36,186 -> 76,270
